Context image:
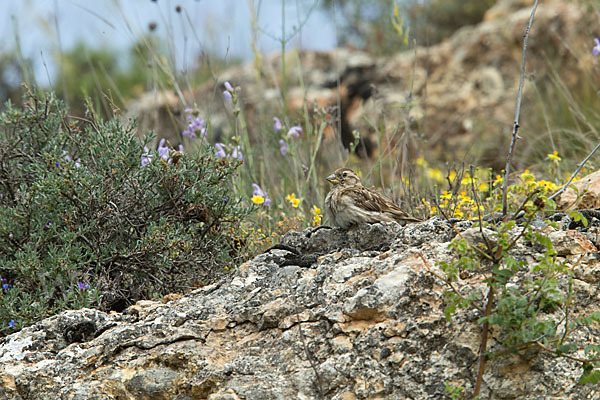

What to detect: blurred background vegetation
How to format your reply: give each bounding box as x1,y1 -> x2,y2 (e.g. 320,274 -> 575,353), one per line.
0,0 -> 499,113
2,0 -> 599,230
2,0 -> 599,233
322,0 -> 496,53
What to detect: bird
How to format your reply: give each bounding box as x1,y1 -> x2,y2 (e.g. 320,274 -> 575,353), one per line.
324,168 -> 422,229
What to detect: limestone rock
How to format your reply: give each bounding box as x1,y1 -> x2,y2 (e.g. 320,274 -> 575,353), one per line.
556,169 -> 600,210
1,218 -> 599,399
548,230 -> 596,256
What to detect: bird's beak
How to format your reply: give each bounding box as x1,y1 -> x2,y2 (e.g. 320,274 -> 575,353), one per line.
326,174 -> 339,185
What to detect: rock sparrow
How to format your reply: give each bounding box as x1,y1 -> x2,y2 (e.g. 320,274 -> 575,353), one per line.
325,168 -> 421,229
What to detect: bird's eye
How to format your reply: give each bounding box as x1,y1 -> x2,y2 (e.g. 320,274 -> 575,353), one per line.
342,172 -> 348,177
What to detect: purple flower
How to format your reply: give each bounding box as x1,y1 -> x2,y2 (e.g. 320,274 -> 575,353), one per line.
215,143 -> 242,160
231,145 -> 242,161
223,81 -> 238,102
594,38 -> 600,56
287,125 -> 302,139
55,162 -> 60,167
62,151 -> 82,168
2,283 -> 8,290
182,112 -> 206,139
141,146 -> 153,167
8,320 -> 16,328
273,117 -> 282,132
158,138 -> 170,161
215,143 -> 227,159
279,139 -> 288,156
77,282 -> 89,290
252,183 -> 265,197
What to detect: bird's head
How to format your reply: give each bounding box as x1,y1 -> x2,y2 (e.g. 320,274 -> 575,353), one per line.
326,168 -> 361,187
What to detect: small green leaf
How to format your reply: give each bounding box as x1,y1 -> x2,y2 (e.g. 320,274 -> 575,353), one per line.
579,365 -> 600,384
557,343 -> 577,355
444,304 -> 456,322
569,210 -> 589,227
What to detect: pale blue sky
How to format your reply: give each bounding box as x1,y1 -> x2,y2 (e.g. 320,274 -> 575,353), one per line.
1,0 -> 337,85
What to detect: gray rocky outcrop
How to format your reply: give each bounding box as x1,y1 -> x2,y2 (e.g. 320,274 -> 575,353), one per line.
1,218 -> 599,399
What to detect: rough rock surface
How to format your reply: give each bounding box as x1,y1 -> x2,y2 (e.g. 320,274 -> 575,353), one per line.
1,218 -> 599,399
126,0 -> 594,169
556,169 -> 600,210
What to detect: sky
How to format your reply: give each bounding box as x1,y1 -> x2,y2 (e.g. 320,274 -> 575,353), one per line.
0,0 -> 338,86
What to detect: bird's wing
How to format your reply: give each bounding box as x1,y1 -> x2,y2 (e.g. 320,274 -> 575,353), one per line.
343,185 -> 392,212
344,185 -> 420,221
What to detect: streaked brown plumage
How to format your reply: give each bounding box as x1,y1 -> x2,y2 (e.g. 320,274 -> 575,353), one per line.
324,168 -> 421,229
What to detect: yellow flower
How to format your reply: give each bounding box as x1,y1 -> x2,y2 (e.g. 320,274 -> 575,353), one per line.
479,183 -> 490,192
440,190 -> 452,200
251,195 -> 265,205
422,198 -> 438,214
461,173 -> 474,186
471,204 -> 485,214
547,151 -> 561,163
427,168 -> 445,183
448,170 -> 457,183
493,174 -> 504,186
520,169 -> 535,183
286,193 -> 301,208
416,157 -> 426,166
458,191 -> 473,206
537,180 -> 558,191
311,205 -> 322,226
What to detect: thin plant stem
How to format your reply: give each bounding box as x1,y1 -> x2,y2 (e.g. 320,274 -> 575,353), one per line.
474,285 -> 495,397
559,279 -> 573,346
502,0 -> 539,217
469,165 -> 493,254
548,141 -> 600,201
12,16 -> 33,88
281,0 -> 287,116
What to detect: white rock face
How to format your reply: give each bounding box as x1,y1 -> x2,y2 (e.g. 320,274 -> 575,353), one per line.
1,216 -> 599,399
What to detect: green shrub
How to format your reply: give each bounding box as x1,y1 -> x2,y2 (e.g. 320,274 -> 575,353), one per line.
0,91 -> 250,335
435,174 -> 600,394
